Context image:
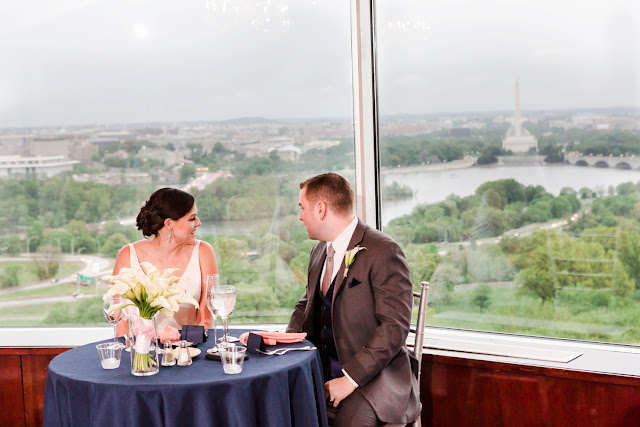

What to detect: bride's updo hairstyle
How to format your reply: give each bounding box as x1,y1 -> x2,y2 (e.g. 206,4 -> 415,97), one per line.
136,188 -> 195,238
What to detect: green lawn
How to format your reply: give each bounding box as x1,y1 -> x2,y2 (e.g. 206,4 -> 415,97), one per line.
0,284 -> 80,300
0,302 -> 58,320
425,284 -> 640,345
0,260 -> 82,287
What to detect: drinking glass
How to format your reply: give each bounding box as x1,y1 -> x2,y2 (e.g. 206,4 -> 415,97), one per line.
220,346 -> 246,374
103,296 -> 123,344
205,274 -> 221,355
96,342 -> 124,369
212,285 -> 236,345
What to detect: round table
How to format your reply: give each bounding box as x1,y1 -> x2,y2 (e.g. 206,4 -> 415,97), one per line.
43,329 -> 328,427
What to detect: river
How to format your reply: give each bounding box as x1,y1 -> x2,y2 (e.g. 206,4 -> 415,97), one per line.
381,164 -> 640,225
198,164 -> 640,234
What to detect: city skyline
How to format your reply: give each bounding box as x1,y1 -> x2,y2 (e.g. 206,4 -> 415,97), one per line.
1,0 -> 638,128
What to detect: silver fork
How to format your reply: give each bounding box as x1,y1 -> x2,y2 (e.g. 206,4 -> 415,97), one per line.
273,346 -> 316,355
257,346 -> 315,355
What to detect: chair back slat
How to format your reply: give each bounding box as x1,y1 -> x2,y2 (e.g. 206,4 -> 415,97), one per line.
411,281 -> 429,427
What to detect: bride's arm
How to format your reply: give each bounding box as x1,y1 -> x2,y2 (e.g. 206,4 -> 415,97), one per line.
197,241 -> 218,329
113,245 -> 131,337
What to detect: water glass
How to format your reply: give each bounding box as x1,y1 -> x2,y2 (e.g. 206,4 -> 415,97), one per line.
220,346 -> 246,374
212,285 -> 236,345
205,274 -> 221,354
103,296 -> 123,344
96,342 -> 124,369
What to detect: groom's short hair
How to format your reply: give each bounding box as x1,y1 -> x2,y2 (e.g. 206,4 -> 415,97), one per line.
300,173 -> 354,216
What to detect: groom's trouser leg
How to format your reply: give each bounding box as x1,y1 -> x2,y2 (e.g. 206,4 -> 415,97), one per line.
333,391 -> 381,427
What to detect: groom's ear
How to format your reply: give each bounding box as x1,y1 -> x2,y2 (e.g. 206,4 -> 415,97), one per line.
316,200 -> 327,219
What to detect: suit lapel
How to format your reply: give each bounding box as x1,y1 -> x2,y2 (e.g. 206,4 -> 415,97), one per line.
333,219 -> 367,302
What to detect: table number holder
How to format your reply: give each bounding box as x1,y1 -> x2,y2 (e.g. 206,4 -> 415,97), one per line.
246,333 -> 267,354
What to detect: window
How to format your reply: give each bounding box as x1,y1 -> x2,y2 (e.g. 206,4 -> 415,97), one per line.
0,1 -> 353,328
377,0 -> 640,345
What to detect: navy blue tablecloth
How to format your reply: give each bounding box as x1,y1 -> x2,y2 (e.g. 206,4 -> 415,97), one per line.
43,329 -> 328,427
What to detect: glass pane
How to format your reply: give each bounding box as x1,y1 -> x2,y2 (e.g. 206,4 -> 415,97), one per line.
0,0 -> 354,327
377,0 -> 640,345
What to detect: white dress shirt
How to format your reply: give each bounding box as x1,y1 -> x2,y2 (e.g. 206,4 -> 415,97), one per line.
320,215 -> 359,286
319,215 -> 360,388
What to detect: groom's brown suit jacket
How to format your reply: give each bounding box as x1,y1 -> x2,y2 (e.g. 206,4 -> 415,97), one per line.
287,219 -> 420,424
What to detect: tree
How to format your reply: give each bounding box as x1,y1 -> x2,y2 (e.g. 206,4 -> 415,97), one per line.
213,142 -> 226,153
616,182 -> 635,196
619,231 -> 640,289
102,233 -> 129,258
429,261 -> 464,304
43,297 -> 104,325
180,164 -> 196,184
3,236 -> 22,255
31,245 -> 61,280
518,246 -> 556,304
476,152 -> 498,165
472,284 -> 492,312
0,263 -> 20,288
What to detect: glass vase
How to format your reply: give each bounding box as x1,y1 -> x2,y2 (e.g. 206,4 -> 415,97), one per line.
128,314 -> 159,376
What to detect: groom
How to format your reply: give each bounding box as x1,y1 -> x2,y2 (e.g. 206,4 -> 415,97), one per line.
287,173 -> 420,426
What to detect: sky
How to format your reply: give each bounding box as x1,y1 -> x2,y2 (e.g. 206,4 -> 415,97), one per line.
0,0 -> 639,128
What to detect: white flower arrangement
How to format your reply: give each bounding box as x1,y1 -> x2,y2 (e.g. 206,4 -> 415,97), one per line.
102,261 -> 198,319
102,262 -> 199,373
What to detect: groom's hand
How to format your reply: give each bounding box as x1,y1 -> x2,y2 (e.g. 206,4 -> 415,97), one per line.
324,377 -> 356,408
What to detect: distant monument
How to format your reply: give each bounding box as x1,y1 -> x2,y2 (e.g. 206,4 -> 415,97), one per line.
502,80 -> 537,153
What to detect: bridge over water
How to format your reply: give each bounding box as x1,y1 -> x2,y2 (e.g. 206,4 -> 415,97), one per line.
565,154 -> 640,170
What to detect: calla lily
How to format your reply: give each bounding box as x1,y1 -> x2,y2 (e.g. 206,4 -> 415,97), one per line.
343,245 -> 367,278
100,263 -> 195,320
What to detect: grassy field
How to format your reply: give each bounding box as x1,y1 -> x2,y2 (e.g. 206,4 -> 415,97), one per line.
0,284 -> 81,300
0,302 -> 57,325
425,285 -> 640,345
0,260 -> 82,287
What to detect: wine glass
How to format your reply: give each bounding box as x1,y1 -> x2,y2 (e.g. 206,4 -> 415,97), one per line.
212,285 -> 236,346
205,274 -> 221,355
103,296 -> 123,344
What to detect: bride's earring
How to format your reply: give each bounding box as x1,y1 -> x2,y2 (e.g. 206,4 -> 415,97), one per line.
167,230 -> 172,243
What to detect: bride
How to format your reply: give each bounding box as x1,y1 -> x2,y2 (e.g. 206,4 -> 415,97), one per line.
114,187 -> 218,335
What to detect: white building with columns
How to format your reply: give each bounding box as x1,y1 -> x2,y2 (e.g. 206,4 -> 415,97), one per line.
0,155 -> 79,178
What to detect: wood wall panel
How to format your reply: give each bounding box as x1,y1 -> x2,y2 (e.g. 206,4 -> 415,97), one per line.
3,346 -> 640,426
0,348 -> 69,427
0,354 -> 26,426
420,355 -> 640,427
22,353 -> 61,427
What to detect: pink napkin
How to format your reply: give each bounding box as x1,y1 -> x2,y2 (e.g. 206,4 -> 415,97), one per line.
158,325 -> 180,343
239,331 -> 307,346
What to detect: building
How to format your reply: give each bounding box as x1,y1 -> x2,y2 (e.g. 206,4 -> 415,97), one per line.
28,138 -> 73,158
0,155 -> 79,178
450,128 -> 472,138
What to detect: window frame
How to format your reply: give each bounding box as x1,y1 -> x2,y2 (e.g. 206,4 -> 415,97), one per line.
2,1 -> 640,380
351,0 -> 640,375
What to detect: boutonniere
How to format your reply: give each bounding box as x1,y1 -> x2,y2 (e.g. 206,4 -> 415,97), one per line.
343,246 -> 367,278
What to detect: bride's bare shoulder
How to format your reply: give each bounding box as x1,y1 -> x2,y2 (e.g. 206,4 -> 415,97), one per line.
131,239 -> 153,248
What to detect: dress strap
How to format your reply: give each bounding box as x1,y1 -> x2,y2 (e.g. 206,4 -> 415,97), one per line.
128,243 -> 141,267
184,241 -> 201,278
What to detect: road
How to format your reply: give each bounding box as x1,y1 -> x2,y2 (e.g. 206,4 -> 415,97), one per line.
0,254 -> 112,307
436,210 -> 586,255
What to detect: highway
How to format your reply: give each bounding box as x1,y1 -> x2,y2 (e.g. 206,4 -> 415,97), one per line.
0,254 -> 112,308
